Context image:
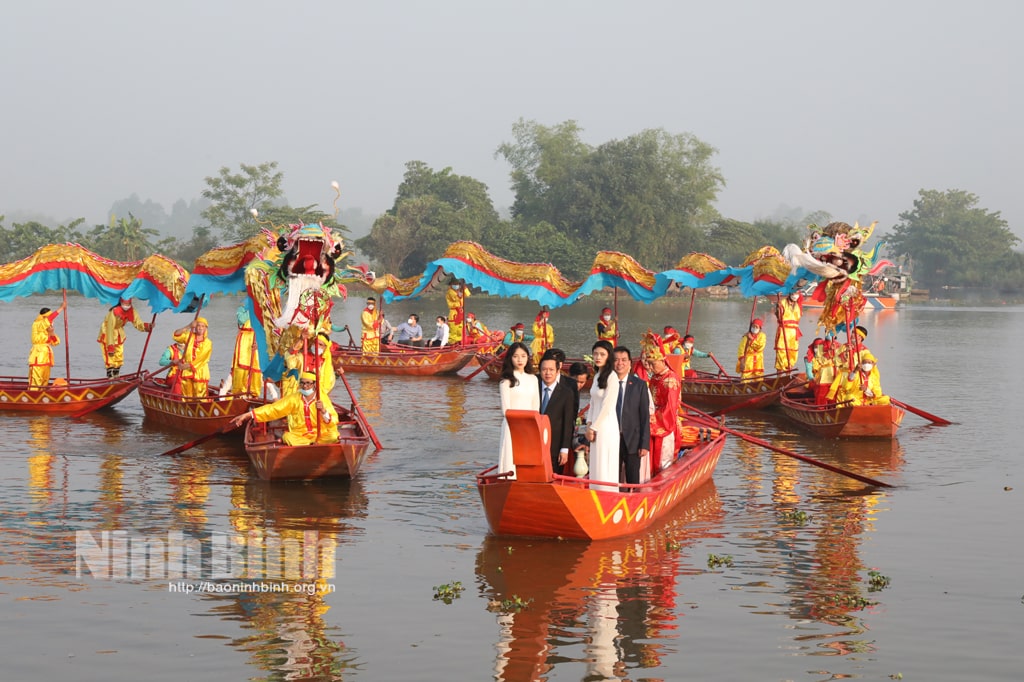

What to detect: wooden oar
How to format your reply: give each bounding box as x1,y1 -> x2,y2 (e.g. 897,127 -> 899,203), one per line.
683,401 -> 894,488
709,354 -> 732,378
339,371 -> 383,450
464,353 -> 499,381
709,378 -> 808,417
890,398 -> 952,426
158,422 -> 241,457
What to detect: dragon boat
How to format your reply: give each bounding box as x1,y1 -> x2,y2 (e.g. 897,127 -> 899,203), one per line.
777,382 -> 905,438
243,401 -> 372,480
0,373 -> 143,417
331,342 -> 490,376
674,365 -> 795,411
475,408 -> 726,540
138,377 -> 261,435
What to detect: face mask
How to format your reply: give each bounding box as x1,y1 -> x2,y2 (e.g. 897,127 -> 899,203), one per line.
861,363 -> 874,372
299,387 -> 315,397
789,294 -> 799,301
602,315 -> 611,321
367,304 -> 375,309
408,319 -> 415,325
120,303 -> 131,310
684,342 -> 694,350
750,326 -> 760,334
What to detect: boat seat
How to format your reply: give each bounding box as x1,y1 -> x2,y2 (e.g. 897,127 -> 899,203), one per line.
507,410 -> 553,483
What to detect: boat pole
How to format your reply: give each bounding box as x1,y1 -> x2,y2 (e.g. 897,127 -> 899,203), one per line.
613,286 -> 619,346
889,398 -> 953,426
136,313 -> 158,374
684,288 -> 696,336
62,289 -> 71,380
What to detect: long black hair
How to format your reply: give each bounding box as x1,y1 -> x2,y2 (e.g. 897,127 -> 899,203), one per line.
499,341 -> 533,387
592,340 -> 615,390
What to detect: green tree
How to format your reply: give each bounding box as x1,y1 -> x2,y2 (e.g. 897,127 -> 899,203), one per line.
704,218 -> 765,265
85,213 -> 160,261
357,161 -> 500,277
201,162 -> 284,242
888,189 -> 1019,287
481,219 -> 591,278
0,218 -> 87,262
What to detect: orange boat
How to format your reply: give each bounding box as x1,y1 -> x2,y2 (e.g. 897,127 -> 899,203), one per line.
331,344 -> 483,376
676,368 -> 795,410
476,409 -> 726,540
0,373 -> 142,416
778,383 -> 905,438
138,377 -> 259,435
243,402 -> 372,480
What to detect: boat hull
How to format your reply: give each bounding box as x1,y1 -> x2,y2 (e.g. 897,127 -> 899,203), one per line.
476,410 -> 725,540
332,345 -> 480,376
778,386 -> 905,438
244,405 -> 372,480
0,373 -> 141,416
138,379 -> 256,435
677,370 -> 793,409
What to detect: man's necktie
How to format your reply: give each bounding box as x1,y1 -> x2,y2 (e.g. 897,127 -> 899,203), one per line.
616,380 -> 625,420
542,386 -> 551,413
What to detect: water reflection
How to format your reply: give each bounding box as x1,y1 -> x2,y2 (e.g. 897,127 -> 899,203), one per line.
477,481 -> 724,680
206,479 -> 368,681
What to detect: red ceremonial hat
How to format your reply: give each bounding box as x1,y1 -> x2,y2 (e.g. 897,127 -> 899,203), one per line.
752,318 -> 764,327
601,307 -> 612,315
513,322 -> 525,331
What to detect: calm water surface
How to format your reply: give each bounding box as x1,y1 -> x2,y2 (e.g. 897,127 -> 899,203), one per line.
0,294 -> 1021,681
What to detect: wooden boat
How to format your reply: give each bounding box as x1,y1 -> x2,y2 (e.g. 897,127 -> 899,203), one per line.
778,382 -> 905,438
801,282 -> 900,311
331,343 -> 483,376
0,373 -> 142,416
138,377 -> 258,435
476,409 -> 726,540
674,365 -> 795,410
243,402 -> 372,480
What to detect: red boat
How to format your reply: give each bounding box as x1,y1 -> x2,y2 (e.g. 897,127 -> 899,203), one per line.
0,373 -> 142,416
138,378 -> 259,435
476,409 -> 726,540
778,383 -> 905,438
676,368 -> 795,410
331,344 -> 482,376
243,402 -> 372,480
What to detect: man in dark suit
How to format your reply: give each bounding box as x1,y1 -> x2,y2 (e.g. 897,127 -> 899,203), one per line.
612,346 -> 651,487
538,350 -> 576,474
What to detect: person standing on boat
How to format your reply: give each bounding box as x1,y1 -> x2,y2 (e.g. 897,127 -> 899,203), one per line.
28,301 -> 66,388
446,283 -> 468,345
158,337 -> 186,394
538,351 -> 576,475
232,372 -> 339,445
585,340 -> 621,492
531,308 -> 554,365
736,319 -> 766,379
230,305 -> 262,397
642,336 -> 681,476
173,318 -> 212,398
97,297 -> 152,378
497,342 -> 540,479
662,326 -> 683,354
773,292 -> 803,372
679,334 -> 712,378
428,316 -> 449,347
595,307 -> 617,346
360,297 -> 382,355
612,346 -> 651,487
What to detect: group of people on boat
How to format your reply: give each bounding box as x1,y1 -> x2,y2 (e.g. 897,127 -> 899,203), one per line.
357,288 -> 498,354
803,326 -> 890,407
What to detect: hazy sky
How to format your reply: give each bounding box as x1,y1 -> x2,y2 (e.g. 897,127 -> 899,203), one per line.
3,1 -> 1022,241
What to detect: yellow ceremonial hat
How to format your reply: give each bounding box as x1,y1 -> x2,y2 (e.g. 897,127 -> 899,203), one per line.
299,371 -> 317,382
195,317 -> 209,326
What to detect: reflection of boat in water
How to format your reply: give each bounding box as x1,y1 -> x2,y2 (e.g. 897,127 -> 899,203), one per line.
243,402 -> 372,480
138,377 -> 258,435
0,372 -> 142,416
778,383 -> 904,438
478,480 -> 724,681
476,410 -> 725,540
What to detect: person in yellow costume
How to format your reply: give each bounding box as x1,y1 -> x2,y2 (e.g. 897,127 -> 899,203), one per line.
826,350 -> 890,406
446,283 -> 468,345
360,297 -> 382,355
232,372 -> 339,445
28,301 -> 67,388
231,305 -> 262,396
173,317 -> 213,398
736,318 -> 766,379
773,292 -> 803,372
595,307 -> 618,345
530,308 -> 554,364
97,297 -> 151,377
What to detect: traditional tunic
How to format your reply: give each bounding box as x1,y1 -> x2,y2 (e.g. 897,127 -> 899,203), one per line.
679,345 -> 710,377
250,392 -> 339,446
360,306 -> 381,355
466,319 -> 490,343
231,321 -> 263,396
595,318 -> 617,345
302,345 -> 336,396
97,305 -> 147,370
774,298 -> 803,371
497,370 -> 540,479
446,287 -> 468,344
173,330 -> 212,398
648,366 -> 681,475
736,331 -> 766,379
586,373 -> 621,492
662,331 -> 682,355
827,366 -> 889,406
530,318 -> 554,364
28,311 -> 61,387
158,343 -> 184,393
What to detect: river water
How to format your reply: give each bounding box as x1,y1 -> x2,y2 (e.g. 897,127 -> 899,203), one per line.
0,293 -> 1021,681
